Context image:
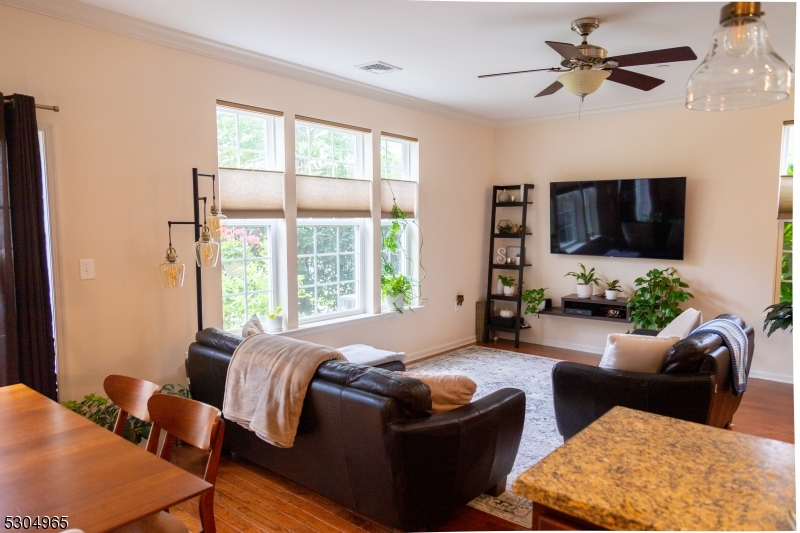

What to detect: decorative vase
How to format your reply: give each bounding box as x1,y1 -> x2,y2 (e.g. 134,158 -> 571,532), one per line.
576,284 -> 593,298
503,285 -> 515,296
605,289 -> 619,301
496,279 -> 504,295
497,189 -> 510,203
266,316 -> 283,333
385,294 -> 405,310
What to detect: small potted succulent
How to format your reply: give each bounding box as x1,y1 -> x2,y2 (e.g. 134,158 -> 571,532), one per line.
565,263 -> 600,298
498,275 -> 516,296
605,279 -> 621,301
522,287 -> 548,315
265,306 -> 284,333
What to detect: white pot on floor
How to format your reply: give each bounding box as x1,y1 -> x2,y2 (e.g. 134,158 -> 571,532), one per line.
576,284 -> 593,298
266,316 -> 283,333
385,294 -> 405,311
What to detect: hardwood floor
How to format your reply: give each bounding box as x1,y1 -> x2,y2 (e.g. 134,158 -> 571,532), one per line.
171,339 -> 794,532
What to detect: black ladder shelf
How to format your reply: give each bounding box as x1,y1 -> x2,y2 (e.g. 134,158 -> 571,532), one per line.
485,184 -> 534,348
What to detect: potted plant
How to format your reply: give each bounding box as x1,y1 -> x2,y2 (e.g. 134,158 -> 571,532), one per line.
382,273 -> 412,312
498,275 -> 516,296
628,267 -> 693,330
522,287 -> 548,315
565,263 -> 600,298
265,306 -> 283,332
605,279 -> 621,301
763,301 -> 792,336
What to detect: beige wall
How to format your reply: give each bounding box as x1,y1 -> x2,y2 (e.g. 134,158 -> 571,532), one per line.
494,101 -> 794,382
0,5 -> 495,400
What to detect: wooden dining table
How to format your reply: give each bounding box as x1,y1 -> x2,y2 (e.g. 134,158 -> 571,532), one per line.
0,384 -> 211,533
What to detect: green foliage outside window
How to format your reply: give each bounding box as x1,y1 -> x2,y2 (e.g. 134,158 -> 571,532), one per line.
381,138 -> 406,180
221,225 -> 272,330
217,109 -> 269,170
296,124 -> 357,178
780,222 -> 792,303
297,224 -> 358,319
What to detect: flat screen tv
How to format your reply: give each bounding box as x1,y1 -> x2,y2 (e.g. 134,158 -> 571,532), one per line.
550,177 -> 686,260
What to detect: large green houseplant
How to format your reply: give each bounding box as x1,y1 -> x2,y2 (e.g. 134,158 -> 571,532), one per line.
627,267 -> 693,330
764,301 -> 792,336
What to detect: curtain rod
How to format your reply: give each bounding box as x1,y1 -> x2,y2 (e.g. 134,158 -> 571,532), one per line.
2,98 -> 59,112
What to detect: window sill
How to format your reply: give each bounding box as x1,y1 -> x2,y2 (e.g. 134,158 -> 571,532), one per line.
274,305 -> 424,339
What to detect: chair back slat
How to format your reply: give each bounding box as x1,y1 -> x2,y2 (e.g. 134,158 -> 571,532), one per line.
103,375 -> 161,436
146,394 -> 220,451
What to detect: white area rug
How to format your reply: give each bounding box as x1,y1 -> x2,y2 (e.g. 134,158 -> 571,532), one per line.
408,345 -> 564,528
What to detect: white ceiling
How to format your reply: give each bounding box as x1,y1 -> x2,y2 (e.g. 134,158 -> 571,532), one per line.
44,1 -> 800,123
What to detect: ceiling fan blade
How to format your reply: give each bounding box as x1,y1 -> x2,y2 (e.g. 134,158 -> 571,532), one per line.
478,68 -> 560,79
535,81 -> 564,98
607,46 -> 697,68
545,41 -> 588,62
606,68 -> 665,91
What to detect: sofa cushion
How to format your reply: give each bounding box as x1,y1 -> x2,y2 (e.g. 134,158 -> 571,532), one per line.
195,328 -> 243,354
661,331 -> 724,374
398,372 -> 477,413
242,314 -> 265,337
316,360 -> 432,414
657,308 -> 703,339
599,333 -> 680,373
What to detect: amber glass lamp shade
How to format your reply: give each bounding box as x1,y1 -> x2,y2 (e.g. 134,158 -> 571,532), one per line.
206,203 -> 227,240
160,246 -> 185,288
195,225 -> 220,267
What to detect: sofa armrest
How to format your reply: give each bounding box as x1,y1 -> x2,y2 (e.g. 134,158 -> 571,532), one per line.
386,388 -> 526,530
552,362 -> 715,439
631,329 -> 659,336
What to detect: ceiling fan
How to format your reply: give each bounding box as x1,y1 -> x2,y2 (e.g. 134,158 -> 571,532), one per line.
479,18 -> 698,100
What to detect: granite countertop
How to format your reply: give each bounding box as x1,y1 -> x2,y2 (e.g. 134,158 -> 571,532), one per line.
513,406 -> 796,531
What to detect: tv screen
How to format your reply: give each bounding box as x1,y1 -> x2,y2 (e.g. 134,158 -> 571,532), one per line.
550,177 -> 686,260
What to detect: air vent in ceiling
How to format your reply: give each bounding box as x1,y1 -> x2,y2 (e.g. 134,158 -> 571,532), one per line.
356,61 -> 402,74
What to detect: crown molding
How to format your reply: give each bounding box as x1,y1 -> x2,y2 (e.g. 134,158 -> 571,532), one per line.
496,96 -> 687,129
1,0 -> 497,128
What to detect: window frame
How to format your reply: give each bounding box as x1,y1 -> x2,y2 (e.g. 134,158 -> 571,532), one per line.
220,221 -> 277,330
380,136 -> 412,181
216,106 -> 279,171
296,218 -> 366,324
295,121 -> 365,180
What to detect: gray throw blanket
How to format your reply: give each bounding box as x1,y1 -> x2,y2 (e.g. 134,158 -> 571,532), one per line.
223,333 -> 344,448
690,318 -> 750,394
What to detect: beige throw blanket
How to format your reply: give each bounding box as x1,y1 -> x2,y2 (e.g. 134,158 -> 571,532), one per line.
223,333 -> 345,448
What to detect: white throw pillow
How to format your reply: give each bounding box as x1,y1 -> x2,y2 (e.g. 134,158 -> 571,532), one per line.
657,308 -> 703,339
599,334 -> 680,373
241,314 -> 265,338
398,372 -> 477,413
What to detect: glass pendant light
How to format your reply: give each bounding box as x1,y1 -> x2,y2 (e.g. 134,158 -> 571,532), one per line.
206,173 -> 227,239
686,2 -> 793,111
195,223 -> 220,267
160,242 -> 185,288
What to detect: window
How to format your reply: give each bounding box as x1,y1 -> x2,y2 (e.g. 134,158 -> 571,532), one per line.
297,220 -> 362,321
296,123 -> 364,179
775,122 -> 793,303
777,222 -> 792,302
217,107 -> 278,170
381,137 -> 411,180
220,223 -> 274,329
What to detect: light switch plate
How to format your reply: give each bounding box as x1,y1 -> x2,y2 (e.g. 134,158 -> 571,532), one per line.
79,259 -> 95,280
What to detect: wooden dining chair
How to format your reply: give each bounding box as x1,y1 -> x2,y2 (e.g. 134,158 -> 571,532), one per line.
103,374 -> 161,437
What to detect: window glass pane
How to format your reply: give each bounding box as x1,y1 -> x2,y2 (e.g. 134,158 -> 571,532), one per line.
223,296 -> 246,330
296,125 -> 310,156
780,282 -> 792,302
222,261 -> 245,294
783,222 -> 793,251
784,125 -> 794,175
781,252 -> 792,280
380,137 -> 409,180
216,107 -> 275,171
218,149 -> 237,168
297,220 -> 361,320
310,127 -> 332,159
296,123 -> 361,179
247,292 -> 270,318
216,112 -> 237,149
246,227 -> 269,258
238,115 -> 266,151
220,227 -> 245,259
221,223 -> 273,330
245,260 -> 270,291
333,131 -> 355,162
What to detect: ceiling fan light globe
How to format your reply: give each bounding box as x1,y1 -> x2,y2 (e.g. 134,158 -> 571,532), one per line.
686,13 -> 792,110
557,69 -> 611,97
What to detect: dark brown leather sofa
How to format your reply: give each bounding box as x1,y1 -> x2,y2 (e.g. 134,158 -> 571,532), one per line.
552,314 -> 755,439
186,328 -> 526,531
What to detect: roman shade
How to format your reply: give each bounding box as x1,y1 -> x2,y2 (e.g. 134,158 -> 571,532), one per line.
296,175 -> 371,218
778,175 -> 792,220
219,168 -> 284,218
381,179 -> 416,219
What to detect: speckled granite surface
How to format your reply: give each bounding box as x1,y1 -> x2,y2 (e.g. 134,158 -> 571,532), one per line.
513,406 -> 796,531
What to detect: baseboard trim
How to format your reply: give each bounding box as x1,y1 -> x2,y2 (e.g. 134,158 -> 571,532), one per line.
749,370 -> 794,384
406,336 -> 475,362
515,336 -> 604,355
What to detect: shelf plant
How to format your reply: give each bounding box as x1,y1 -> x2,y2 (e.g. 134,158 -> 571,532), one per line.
605,279 -> 621,301
764,301 -> 792,336
627,267 -> 693,330
522,287 -> 548,315
497,274 -> 517,296
565,263 -> 600,298
380,184 -> 426,313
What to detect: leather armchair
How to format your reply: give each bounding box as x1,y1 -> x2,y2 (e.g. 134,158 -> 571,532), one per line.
185,328 -> 526,531
552,314 -> 755,440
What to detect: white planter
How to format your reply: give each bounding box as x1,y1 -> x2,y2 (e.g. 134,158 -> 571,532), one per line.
503,285 -> 515,296
537,301 -> 547,312
385,294 -> 405,311
576,284 -> 593,298
266,316 -> 283,333
605,289 -> 619,301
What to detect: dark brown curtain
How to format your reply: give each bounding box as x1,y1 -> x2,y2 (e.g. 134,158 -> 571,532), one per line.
0,93 -> 57,400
